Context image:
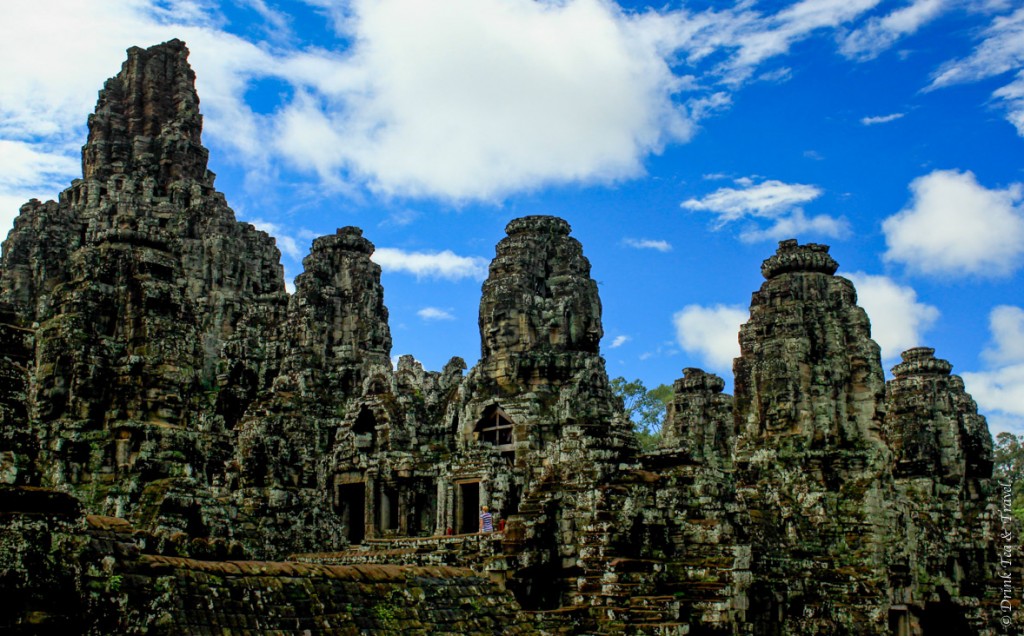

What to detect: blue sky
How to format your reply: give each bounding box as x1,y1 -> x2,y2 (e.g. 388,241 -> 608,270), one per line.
2,0 -> 1022,434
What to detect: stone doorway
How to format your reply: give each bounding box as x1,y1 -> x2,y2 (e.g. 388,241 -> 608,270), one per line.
337,482 -> 366,544
457,480 -> 480,534
888,606 -> 910,636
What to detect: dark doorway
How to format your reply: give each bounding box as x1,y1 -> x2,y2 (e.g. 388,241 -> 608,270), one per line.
748,583 -> 783,636
506,482 -> 521,518
337,482 -> 366,544
509,563 -> 565,610
888,606 -> 910,636
921,593 -> 969,634
458,481 -> 480,534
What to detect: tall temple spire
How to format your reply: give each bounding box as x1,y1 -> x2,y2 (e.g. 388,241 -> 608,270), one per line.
82,39 -> 210,186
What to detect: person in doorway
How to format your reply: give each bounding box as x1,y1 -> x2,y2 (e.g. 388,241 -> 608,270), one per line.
479,505 -> 493,533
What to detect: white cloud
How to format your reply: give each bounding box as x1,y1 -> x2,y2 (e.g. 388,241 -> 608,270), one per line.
841,0 -> 948,61
0,140 -> 80,236
379,209 -> 421,228
274,0 -> 696,200
643,0 -> 881,85
372,247 -> 488,281
860,113 -> 905,125
962,364 -> 1024,419
882,169 -> 1024,277
239,0 -> 292,35
739,209 -> 850,243
686,91 -> 732,122
712,0 -> 883,83
982,412 -> 1024,437
758,66 -> 793,83
928,7 -> 1024,89
683,178 -> 822,223
0,140 -> 79,190
417,307 -> 455,321
2,0 -> 1003,229
927,7 -> 1024,135
961,304 -> 1024,435
993,71 -> 1024,136
609,335 -> 631,348
843,272 -> 939,361
982,305 -> 1024,366
963,304 -> 1024,434
682,177 -> 846,242
0,0 -> 931,209
672,304 -> 747,372
623,238 -> 672,252
181,30 -> 281,167
0,2 -> 163,140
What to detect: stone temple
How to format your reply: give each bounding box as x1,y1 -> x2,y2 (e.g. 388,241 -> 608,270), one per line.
0,40 -> 1019,635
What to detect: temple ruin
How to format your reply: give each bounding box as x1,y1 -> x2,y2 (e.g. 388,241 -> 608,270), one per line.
0,39 -> 1018,635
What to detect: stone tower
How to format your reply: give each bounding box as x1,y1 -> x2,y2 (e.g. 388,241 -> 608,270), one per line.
883,347 -> 1002,634
454,215 -> 636,611
277,226 -> 392,396
228,227 -> 396,555
82,38 -> 209,186
460,215 -> 626,460
477,216 -> 603,380
733,239 -> 892,634
0,40 -> 286,529
660,367 -> 733,466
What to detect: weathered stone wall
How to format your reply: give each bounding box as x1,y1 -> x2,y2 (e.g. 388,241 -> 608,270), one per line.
0,304 -> 34,485
130,558 -> 531,635
0,488 -> 87,633
0,486 -> 532,635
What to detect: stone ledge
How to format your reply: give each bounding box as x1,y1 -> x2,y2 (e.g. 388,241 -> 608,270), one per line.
137,554 -> 476,581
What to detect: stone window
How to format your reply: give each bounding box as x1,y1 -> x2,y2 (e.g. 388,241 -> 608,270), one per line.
474,404 -> 514,452
113,429 -> 137,470
353,406 -> 376,449
365,375 -> 388,395
378,483 -> 399,534
408,479 -> 437,537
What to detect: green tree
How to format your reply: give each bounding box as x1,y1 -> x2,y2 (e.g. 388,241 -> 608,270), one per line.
610,377 -> 672,451
994,432 -> 1024,523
